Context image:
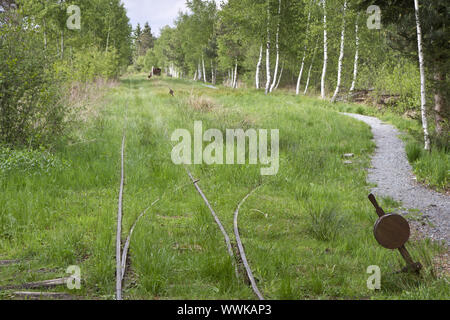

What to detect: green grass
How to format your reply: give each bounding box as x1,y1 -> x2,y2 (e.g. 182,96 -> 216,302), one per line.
318,100 -> 449,191
0,75 -> 448,300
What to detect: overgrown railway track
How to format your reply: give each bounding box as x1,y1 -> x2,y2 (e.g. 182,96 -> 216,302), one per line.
112,101 -> 267,300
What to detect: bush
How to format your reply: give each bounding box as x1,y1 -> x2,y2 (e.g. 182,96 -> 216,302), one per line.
0,146 -> 68,176
55,47 -> 121,83
0,15 -> 66,147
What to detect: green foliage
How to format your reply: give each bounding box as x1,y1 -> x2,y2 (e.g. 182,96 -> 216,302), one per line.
0,146 -> 68,176
55,47 -> 121,83
0,14 -> 66,147
371,59 -> 421,113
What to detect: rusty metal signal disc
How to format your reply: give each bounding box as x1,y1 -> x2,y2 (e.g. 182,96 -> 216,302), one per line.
373,214 -> 410,249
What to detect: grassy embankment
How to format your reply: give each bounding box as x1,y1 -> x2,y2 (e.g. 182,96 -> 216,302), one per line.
0,75 -> 448,300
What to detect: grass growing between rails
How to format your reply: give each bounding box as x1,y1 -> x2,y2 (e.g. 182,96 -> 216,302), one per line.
0,75 -> 448,300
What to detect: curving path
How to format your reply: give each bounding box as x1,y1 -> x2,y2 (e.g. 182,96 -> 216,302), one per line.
345,113 -> 449,246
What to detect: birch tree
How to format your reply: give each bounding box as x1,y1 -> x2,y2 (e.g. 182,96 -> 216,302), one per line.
320,0 -> 327,99
265,0 -> 272,95
202,53 -> 207,83
256,45 -> 263,89
414,0 -> 431,150
296,1 -> 311,95
304,38 -> 319,95
349,14 -> 360,93
331,0 -> 348,103
275,61 -> 284,90
269,0 -> 282,93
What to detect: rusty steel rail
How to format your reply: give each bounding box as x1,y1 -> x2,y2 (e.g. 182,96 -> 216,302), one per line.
186,169 -> 240,279
115,134 -> 126,300
233,186 -> 264,300
121,198 -> 160,281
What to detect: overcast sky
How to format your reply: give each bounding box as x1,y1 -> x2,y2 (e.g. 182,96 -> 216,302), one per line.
122,0 -> 224,36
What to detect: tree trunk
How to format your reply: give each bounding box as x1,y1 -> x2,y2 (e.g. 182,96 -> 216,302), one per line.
296,6 -> 311,95
414,0 -> 431,150
60,29 -> 64,59
275,61 -> 284,90
296,56 -> 306,95
202,54 -> 207,83
256,45 -> 263,89
350,15 -> 360,93
434,70 -> 446,136
106,29 -> 111,52
211,61 -> 214,84
265,0 -> 272,95
304,39 -> 319,95
331,1 -> 347,103
270,0 -> 282,93
233,60 -> 238,89
321,0 -> 327,100
198,62 -> 202,82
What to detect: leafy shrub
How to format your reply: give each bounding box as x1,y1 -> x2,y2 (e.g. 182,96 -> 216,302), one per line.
55,47 -> 121,83
0,147 -> 68,176
0,14 -> 66,147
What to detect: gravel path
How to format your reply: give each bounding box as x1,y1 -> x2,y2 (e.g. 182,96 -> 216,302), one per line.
345,113 -> 449,246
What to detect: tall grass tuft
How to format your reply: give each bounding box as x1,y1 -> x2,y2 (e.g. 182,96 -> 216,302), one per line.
406,141 -> 423,163
306,203 -> 345,242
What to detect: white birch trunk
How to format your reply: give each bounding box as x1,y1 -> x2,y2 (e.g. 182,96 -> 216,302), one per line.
265,1 -> 272,95
296,7 -> 311,95
202,54 -> 207,83
231,68 -> 235,88
414,0 -> 431,150
296,56 -> 306,95
321,0 -> 327,99
256,45 -> 263,89
331,1 -> 347,103
350,15 -> 360,93
193,70 -> 197,81
198,62 -> 202,81
270,0 -> 282,93
304,39 -> 319,95
275,62 -> 284,90
233,60 -> 238,89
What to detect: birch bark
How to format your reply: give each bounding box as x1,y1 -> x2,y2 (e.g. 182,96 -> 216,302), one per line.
349,15 -> 360,93
296,6 -> 311,95
270,0 -> 282,93
331,1 -> 348,103
202,54 -> 207,83
304,39 -> 319,95
320,0 -> 327,99
265,0 -> 272,95
414,0 -> 431,150
256,45 -> 263,89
